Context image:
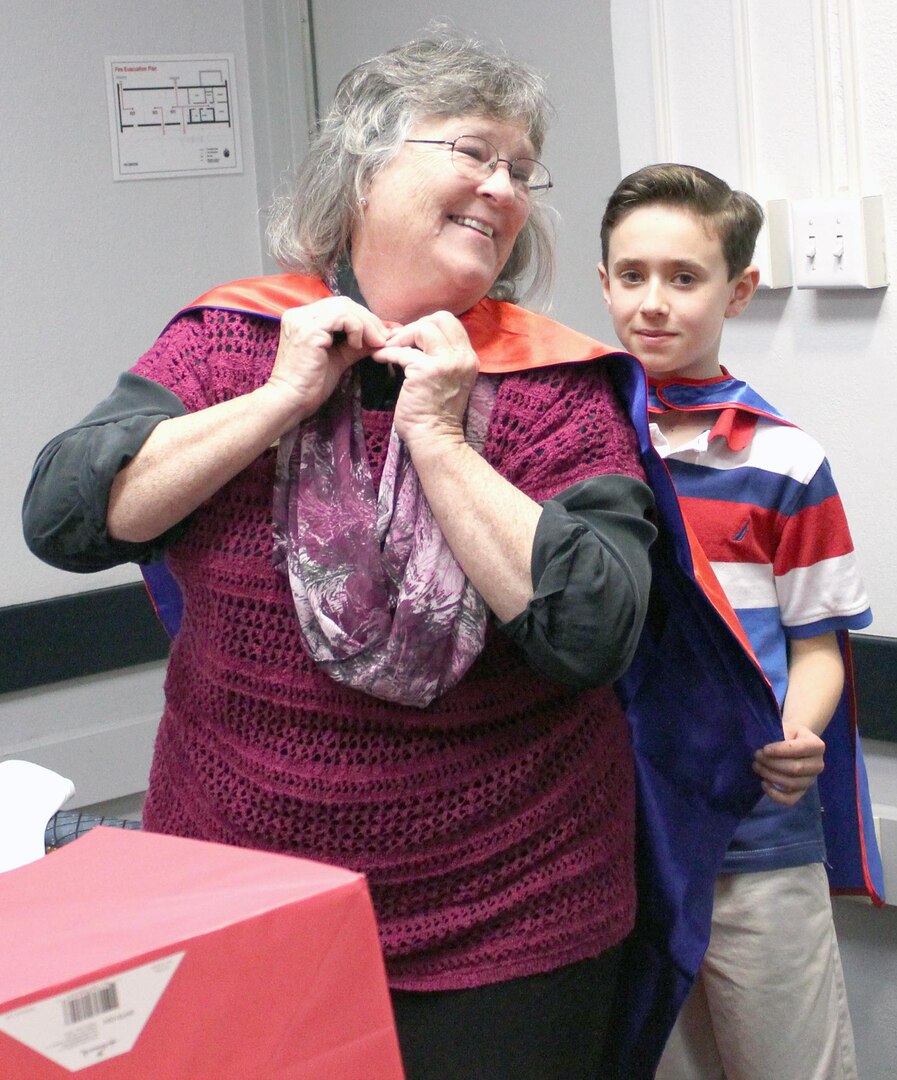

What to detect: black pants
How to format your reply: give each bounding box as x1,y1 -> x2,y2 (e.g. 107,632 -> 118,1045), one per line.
390,946 -> 623,1080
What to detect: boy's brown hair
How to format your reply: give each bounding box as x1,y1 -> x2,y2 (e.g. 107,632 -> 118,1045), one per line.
600,163 -> 764,280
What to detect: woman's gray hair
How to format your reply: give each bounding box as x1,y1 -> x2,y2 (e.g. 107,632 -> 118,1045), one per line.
265,29 -> 556,305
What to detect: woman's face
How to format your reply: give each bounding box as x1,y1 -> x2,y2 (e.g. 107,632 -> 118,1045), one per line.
350,114 -> 535,322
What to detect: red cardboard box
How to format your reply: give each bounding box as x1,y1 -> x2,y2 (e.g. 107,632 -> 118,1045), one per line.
0,828 -> 405,1078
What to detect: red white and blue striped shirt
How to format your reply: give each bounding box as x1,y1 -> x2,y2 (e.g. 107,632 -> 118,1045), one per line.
650,377 -> 872,873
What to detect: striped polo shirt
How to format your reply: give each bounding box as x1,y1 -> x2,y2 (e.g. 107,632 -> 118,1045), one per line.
652,406 -> 872,872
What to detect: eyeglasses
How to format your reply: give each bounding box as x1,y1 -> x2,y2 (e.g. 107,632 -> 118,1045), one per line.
403,135 -> 553,192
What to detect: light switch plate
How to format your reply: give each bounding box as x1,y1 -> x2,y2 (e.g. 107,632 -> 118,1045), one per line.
791,196 -> 888,289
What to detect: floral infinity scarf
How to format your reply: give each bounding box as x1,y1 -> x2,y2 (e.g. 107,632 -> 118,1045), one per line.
272,368 -> 498,707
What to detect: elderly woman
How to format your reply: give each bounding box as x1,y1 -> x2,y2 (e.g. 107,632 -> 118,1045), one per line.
24,32 -> 658,1079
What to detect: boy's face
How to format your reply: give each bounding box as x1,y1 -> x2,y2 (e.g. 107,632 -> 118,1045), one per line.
599,203 -> 758,381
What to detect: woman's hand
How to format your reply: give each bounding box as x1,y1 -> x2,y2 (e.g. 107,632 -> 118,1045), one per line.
265,297 -> 391,425
108,298 -> 389,544
371,311 -> 479,452
371,310 -> 542,622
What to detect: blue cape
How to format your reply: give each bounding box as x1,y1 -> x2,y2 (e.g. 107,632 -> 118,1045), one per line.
648,372 -> 884,899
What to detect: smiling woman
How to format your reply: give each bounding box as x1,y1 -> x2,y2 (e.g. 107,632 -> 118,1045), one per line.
350,115 -> 537,323
22,28 -> 660,1080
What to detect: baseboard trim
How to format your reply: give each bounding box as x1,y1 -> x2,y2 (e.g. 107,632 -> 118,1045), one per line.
852,634 -> 896,742
1,583 -> 170,695
1,713 -> 158,809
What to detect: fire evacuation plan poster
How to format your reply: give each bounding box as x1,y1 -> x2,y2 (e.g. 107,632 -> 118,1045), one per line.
105,55 -> 242,180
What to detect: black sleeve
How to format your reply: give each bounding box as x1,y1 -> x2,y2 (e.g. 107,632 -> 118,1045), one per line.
498,473 -> 656,689
22,372 -> 189,572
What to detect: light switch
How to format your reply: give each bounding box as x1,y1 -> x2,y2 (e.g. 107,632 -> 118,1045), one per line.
791,196 -> 888,289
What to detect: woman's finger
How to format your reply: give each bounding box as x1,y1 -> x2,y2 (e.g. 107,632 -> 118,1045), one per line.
385,310 -> 472,353
280,298 -> 390,354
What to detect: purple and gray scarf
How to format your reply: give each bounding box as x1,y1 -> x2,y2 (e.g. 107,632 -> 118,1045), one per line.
272,369 -> 498,707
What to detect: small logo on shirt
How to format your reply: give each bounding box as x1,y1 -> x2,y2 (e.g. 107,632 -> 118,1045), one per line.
732,520 -> 750,542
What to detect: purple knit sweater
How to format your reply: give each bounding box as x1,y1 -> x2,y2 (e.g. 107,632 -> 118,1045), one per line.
137,309 -> 644,990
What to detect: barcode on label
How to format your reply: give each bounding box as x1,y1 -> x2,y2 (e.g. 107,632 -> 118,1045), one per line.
61,983 -> 120,1025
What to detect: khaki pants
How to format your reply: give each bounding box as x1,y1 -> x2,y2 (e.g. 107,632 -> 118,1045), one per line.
655,864 -> 857,1080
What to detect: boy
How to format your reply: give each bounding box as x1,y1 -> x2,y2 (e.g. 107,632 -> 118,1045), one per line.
599,163 -> 873,1080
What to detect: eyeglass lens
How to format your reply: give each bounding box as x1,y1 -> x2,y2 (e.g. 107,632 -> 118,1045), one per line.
452,136 -> 550,190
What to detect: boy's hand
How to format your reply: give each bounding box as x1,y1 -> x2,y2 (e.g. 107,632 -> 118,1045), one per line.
752,722 -> 825,806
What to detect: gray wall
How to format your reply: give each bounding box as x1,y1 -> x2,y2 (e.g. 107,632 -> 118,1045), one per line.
2,0 -> 268,610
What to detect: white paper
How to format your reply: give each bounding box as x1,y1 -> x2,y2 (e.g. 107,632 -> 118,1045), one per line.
0,760 -> 75,873
0,952 -> 185,1072
105,55 -> 242,180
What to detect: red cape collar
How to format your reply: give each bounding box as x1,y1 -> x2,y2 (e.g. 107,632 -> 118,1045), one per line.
180,274 -> 625,374
648,369 -> 792,453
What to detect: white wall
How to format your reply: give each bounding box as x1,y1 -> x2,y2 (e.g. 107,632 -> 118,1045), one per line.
610,0 -> 897,637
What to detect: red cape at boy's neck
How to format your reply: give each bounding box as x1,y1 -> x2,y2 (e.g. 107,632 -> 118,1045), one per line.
647,369 -> 793,452
181,274 -> 624,374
